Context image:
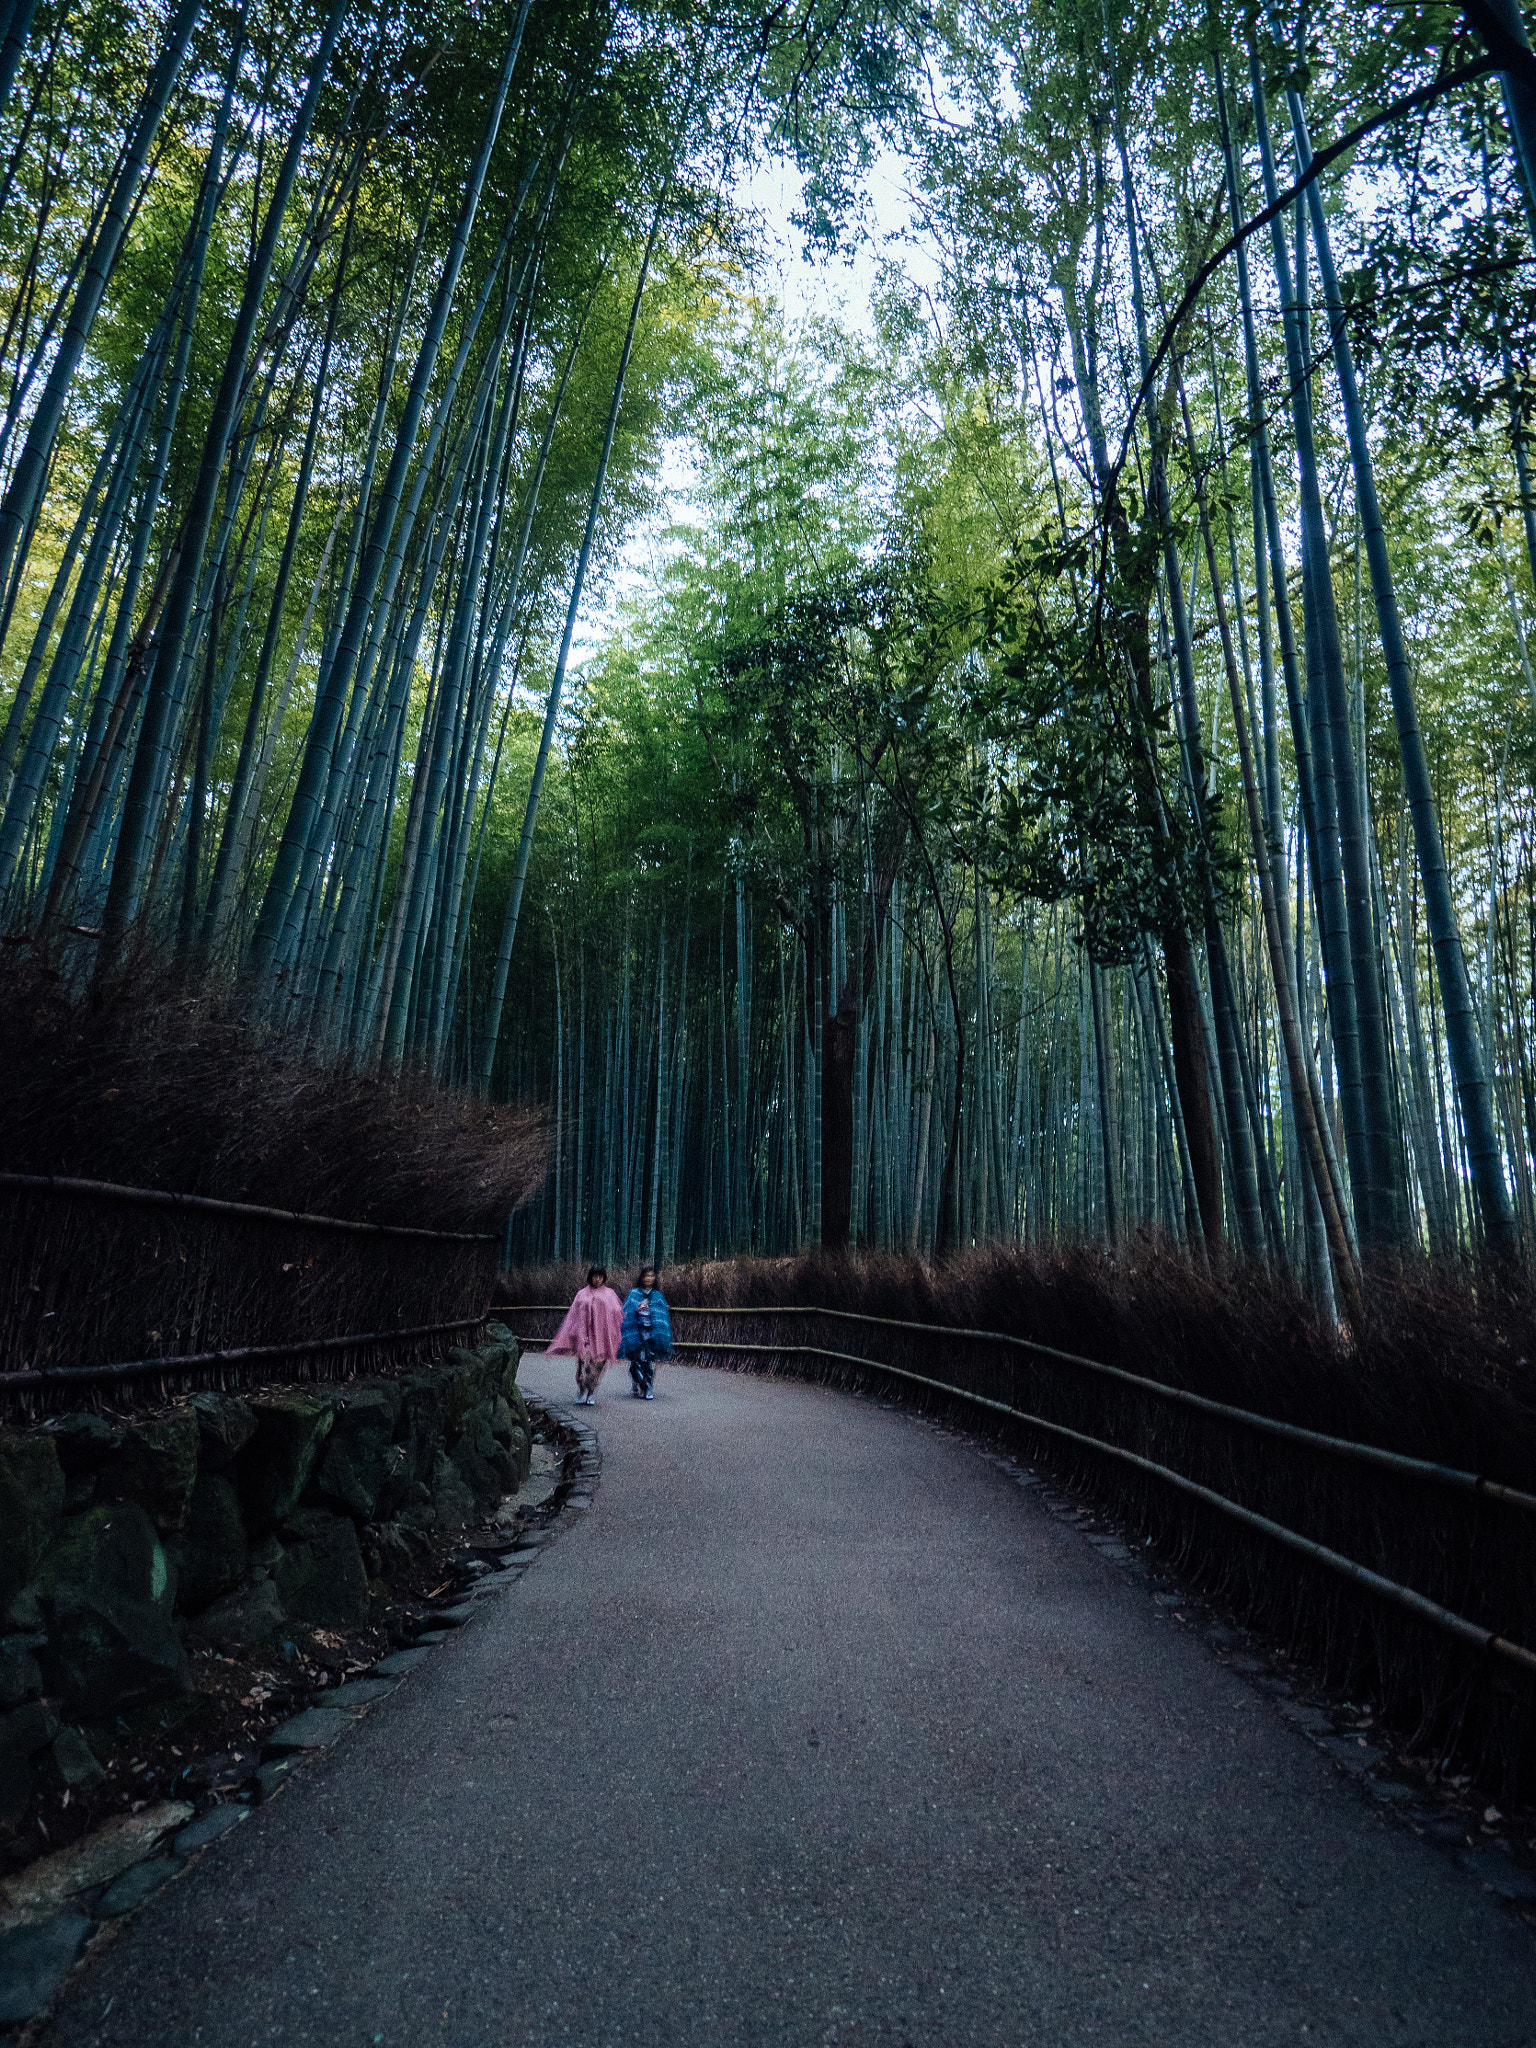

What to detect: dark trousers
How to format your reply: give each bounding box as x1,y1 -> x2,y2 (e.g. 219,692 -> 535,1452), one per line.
628,1346 -> 656,1396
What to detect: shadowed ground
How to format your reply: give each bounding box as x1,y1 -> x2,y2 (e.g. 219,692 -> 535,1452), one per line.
39,1356 -> 1536,2047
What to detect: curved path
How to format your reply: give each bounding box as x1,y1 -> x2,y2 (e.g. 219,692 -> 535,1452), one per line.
41,1358 -> 1536,2047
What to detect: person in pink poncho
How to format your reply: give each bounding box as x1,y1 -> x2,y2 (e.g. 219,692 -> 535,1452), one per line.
546,1266 -> 625,1406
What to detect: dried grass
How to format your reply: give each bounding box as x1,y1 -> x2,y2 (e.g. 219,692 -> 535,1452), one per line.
1,948 -> 548,1227
0,950 -> 549,1381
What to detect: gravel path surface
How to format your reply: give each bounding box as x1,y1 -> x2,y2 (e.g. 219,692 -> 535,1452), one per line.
39,1357 -> 1536,2047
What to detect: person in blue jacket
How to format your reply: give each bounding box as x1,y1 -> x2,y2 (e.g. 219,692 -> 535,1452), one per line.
620,1265 -> 673,1400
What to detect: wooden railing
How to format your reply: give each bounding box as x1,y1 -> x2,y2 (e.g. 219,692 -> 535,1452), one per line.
1,1173 -> 499,1402
498,1300 -> 1536,1718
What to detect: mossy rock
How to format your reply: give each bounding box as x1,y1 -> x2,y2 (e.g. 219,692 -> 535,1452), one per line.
437,1356 -> 484,1446
38,1726 -> 104,1791
0,1436 -> 64,1609
194,1577 -> 285,1653
429,1450 -> 477,1532
38,1414 -> 121,1474
397,1377 -> 445,1489
483,1324 -> 521,1395
488,1390 -> 532,1488
108,1410 -> 199,1535
451,1405 -> 514,1510
0,1638 -> 42,1712
273,1512 -> 368,1629
33,1505 -> 188,1716
238,1393 -> 336,1527
393,1482 -> 436,1540
314,1389 -> 404,1523
507,1426 -> 531,1489
170,1474 -> 247,1613
363,1523 -> 417,1581
189,1392 -> 257,1470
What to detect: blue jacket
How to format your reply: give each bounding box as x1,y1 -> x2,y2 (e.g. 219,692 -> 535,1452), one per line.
620,1287 -> 673,1360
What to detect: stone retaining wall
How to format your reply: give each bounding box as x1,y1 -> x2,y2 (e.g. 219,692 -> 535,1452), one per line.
0,1325 -> 528,1817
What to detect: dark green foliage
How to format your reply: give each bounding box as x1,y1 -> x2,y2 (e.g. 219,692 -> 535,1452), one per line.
977,524 -> 1225,963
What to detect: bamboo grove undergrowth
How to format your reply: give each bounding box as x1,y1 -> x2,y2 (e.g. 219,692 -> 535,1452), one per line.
3,0 -> 1536,1309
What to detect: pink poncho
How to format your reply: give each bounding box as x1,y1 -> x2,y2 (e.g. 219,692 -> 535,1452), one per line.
546,1284 -> 624,1361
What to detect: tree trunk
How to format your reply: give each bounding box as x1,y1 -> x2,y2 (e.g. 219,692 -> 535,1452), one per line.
1288,85 -> 1517,1256
821,991 -> 856,1248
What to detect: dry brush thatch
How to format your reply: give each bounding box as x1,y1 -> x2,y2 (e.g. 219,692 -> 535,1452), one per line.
1,951 -> 549,1382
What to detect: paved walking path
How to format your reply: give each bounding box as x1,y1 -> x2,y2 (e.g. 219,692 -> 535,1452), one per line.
41,1358 -> 1536,2047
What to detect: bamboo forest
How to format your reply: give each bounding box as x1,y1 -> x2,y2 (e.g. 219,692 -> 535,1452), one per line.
4,0 -> 1536,1310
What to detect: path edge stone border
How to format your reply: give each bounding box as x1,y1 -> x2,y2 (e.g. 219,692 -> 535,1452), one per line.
0,1407 -> 603,2040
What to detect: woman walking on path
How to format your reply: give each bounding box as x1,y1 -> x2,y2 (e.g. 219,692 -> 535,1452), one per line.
547,1266 -> 625,1406
621,1266 -> 673,1400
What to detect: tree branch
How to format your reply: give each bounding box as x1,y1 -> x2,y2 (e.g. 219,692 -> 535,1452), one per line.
1112,54 -> 1500,484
